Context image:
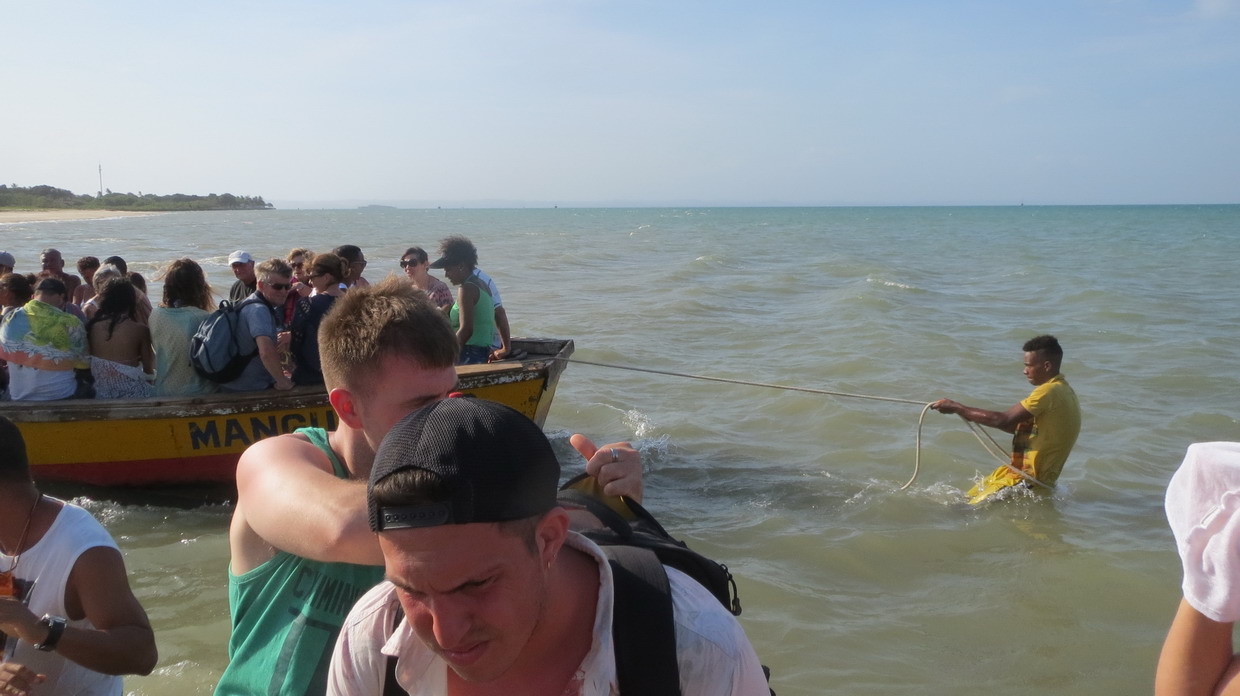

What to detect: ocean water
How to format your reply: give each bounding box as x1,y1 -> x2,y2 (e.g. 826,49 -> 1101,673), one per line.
3,205 -> 1239,695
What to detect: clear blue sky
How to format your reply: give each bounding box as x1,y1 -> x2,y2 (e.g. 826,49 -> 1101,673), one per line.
4,0 -> 1237,206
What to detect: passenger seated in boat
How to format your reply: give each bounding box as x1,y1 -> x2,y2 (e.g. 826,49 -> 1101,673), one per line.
0,275 -> 35,400
430,236 -> 496,365
81,264 -> 122,322
400,246 -> 453,311
101,256 -> 153,324
37,248 -> 82,306
284,248 -> 315,324
288,252 -> 347,386
149,258 -> 218,397
219,258 -> 294,393
0,274 -> 33,320
0,251 -> 13,276
86,276 -> 154,400
0,278 -> 89,401
431,235 -> 512,361
227,250 -> 258,303
333,244 -> 370,289
72,256 -> 100,305
216,278 -> 642,696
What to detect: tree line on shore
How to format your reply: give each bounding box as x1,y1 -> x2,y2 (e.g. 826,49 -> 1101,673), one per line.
0,184 -> 273,211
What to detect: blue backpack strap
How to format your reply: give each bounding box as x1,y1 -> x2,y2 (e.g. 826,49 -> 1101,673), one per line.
603,545 -> 682,696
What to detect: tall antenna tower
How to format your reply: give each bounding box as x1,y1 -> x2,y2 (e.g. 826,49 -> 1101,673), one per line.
98,164 -> 103,198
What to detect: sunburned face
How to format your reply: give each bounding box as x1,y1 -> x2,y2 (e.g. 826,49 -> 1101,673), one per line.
232,261 -> 256,284
351,354 -> 459,451
289,255 -> 308,282
308,269 -> 335,294
379,519 -> 556,683
258,274 -> 292,306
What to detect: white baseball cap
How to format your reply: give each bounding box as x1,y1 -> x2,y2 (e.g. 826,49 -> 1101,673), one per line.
228,250 -> 253,265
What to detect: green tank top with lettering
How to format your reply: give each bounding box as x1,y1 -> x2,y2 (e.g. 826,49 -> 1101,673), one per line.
214,427 -> 385,696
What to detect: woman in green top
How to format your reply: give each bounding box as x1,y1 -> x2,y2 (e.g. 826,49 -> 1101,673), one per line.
431,236 -> 495,365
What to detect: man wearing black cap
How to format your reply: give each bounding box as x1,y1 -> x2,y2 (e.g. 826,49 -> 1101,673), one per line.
217,279 -> 641,696
328,398 -> 768,695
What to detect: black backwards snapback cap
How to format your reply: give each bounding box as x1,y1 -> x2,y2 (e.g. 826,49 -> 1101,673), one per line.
368,398 -> 560,532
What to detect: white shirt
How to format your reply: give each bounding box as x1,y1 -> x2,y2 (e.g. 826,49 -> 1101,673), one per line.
327,532 -> 769,695
1,501 -> 122,695
1166,441 -> 1240,622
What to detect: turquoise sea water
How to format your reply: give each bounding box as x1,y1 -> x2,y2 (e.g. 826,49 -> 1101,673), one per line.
3,205 -> 1238,695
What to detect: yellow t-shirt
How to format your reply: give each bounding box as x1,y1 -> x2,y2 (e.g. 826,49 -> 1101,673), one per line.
1017,374 -> 1081,486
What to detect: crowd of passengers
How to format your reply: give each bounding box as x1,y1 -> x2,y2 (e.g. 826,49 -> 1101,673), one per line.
0,236 -> 510,401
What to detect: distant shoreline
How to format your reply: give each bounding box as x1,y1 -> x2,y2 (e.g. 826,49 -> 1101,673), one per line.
0,209 -> 165,224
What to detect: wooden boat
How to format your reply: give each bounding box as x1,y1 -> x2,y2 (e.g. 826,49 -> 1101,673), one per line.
1,338 -> 573,487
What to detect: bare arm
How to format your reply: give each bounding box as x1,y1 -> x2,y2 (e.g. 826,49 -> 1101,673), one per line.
455,283 -> 478,349
256,335 -> 293,390
0,547 -> 157,676
1155,598 -> 1240,696
232,434 -> 382,573
931,399 -> 1032,434
491,305 -> 511,360
139,324 -> 154,375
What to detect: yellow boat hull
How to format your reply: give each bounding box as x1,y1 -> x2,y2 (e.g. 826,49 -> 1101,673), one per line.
1,338 -> 572,486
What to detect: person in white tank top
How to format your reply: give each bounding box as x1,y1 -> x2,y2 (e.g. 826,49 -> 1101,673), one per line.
0,416 -> 157,695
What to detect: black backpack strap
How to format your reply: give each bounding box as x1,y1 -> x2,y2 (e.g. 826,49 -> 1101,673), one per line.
603,545 -> 682,696
383,602 -> 409,696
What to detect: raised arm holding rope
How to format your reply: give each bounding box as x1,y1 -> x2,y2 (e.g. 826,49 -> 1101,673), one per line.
931,335 -> 1081,504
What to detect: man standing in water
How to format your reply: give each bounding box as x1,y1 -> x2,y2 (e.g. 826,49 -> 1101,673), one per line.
215,279 -> 642,696
0,415 -> 157,694
931,334 -> 1081,503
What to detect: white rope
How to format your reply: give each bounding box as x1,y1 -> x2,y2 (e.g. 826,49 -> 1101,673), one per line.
557,357 -> 1049,491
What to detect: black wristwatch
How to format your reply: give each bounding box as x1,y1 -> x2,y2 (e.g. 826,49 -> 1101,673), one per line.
33,614 -> 66,652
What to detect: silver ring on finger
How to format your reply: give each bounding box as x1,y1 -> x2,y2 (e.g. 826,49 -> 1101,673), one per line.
610,447 -> 620,463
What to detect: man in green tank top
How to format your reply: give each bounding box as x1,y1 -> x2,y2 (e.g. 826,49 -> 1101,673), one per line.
215,279 -> 643,696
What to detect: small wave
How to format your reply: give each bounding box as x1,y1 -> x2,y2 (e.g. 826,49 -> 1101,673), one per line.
865,275 -> 918,291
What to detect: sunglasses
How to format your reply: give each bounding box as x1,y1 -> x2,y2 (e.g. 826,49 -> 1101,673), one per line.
399,259 -> 424,268
290,261 -> 304,269
308,272 -> 325,279
268,282 -> 292,291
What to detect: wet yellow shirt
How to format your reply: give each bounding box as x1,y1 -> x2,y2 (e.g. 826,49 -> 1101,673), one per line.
967,374 -> 1081,503
1017,374 -> 1081,486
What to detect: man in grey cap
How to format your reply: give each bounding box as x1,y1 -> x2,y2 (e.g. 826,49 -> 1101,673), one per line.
0,251 -> 14,276
228,250 -> 257,302
328,398 -> 768,696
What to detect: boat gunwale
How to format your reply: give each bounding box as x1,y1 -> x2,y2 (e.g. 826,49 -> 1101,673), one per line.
1,337 -> 575,423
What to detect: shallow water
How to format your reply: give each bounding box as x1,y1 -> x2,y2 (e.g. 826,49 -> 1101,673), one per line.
4,205 -> 1238,694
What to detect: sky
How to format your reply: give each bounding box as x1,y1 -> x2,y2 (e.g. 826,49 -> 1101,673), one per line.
3,0 -> 1238,207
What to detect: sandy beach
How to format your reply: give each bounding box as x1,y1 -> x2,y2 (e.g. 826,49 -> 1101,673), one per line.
0,209 -> 164,224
